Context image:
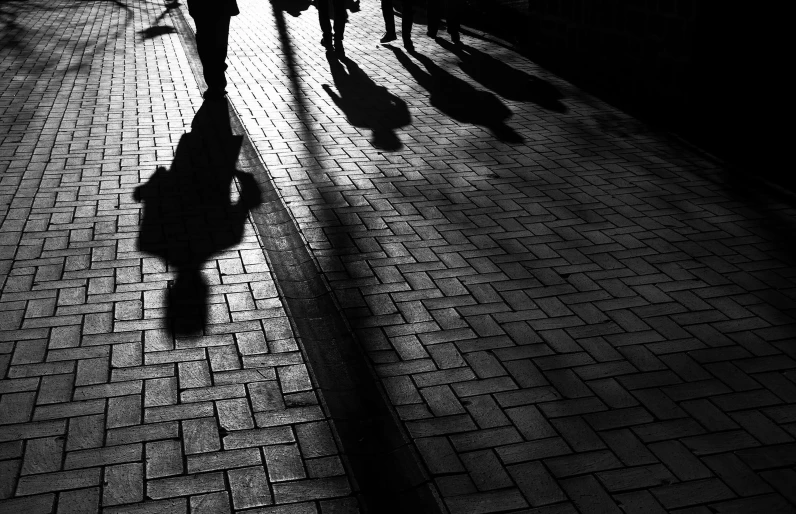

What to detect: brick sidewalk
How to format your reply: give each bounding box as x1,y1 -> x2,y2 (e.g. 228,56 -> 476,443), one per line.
0,1 -> 356,513
222,1 -> 796,513
1,0 -> 796,514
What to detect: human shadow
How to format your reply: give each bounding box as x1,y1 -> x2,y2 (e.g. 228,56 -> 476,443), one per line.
387,45 -> 524,143
322,52 -> 411,151
139,0 -> 179,39
133,100 -> 263,335
271,0 -> 312,17
436,38 -> 567,112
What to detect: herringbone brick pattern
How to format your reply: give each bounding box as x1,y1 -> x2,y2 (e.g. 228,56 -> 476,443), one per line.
0,2 -> 354,512
224,1 -> 796,513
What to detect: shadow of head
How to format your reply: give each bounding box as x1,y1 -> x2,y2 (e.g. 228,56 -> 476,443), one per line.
139,25 -> 177,39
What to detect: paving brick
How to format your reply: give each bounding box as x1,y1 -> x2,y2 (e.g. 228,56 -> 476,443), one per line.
228,466 -> 272,509
651,478 -> 734,510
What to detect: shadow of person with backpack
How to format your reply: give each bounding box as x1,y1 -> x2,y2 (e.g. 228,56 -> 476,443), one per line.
134,100 -> 262,335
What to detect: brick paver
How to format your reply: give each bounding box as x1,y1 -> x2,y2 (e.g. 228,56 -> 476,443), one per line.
2,0 -> 796,513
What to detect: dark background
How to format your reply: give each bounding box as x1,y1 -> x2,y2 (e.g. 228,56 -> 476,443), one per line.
447,1 -> 787,189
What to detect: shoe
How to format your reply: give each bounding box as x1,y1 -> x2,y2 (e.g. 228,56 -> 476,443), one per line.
426,29 -> 437,38
403,37 -> 413,51
321,34 -> 333,48
334,38 -> 345,55
380,31 -> 397,43
451,31 -> 461,45
203,88 -> 227,101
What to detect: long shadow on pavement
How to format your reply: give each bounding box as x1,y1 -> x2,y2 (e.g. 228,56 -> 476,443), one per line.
386,44 -> 524,143
134,100 -> 263,335
323,52 -> 411,151
436,38 -> 567,112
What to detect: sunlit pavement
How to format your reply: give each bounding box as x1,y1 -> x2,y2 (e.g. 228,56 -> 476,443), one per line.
1,1 -> 796,513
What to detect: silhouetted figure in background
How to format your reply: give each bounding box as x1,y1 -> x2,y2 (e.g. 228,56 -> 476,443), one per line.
186,0 -> 239,100
429,0 -> 459,44
316,0 -> 347,53
388,46 -> 523,143
380,0 -> 457,47
322,54 -> 411,150
134,101 -> 262,335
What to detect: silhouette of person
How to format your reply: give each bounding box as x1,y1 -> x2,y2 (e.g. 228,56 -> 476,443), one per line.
316,0 -> 347,53
322,54 -> 411,150
186,0 -> 239,100
388,46 -> 523,143
380,0 -> 457,47
134,100 -> 262,335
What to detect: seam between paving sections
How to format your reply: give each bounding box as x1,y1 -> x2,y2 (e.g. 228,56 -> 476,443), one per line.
169,6 -> 446,513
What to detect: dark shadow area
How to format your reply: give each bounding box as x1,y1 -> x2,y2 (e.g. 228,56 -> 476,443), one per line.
140,0 -> 178,39
386,45 -> 523,143
323,52 -> 411,151
270,0 -> 312,17
436,38 -> 567,112
140,25 -> 175,38
133,100 -> 262,335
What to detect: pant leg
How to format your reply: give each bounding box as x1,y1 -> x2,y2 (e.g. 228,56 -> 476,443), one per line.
193,14 -> 231,91
317,0 -> 332,36
426,0 -> 440,35
333,0 -> 346,40
381,0 -> 395,33
446,0 -> 460,35
402,0 -> 414,40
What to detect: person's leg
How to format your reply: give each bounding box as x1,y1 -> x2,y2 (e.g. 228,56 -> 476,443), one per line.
317,0 -> 333,46
381,0 -> 396,41
426,0 -> 440,37
194,14 -> 231,96
332,0 -> 346,41
446,0 -> 460,42
402,0 -> 414,46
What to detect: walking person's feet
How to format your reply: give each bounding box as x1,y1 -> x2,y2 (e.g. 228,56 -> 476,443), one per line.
380,31 -> 397,43
403,37 -> 413,51
321,33 -> 333,48
334,37 -> 345,55
450,31 -> 460,45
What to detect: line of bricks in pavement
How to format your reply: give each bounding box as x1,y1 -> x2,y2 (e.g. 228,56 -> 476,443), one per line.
222,1 -> 796,513
0,1 -> 357,513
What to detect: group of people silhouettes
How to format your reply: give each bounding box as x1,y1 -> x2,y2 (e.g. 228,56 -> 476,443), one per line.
185,0 -> 461,99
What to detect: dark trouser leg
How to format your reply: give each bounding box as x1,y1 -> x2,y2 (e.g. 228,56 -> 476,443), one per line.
446,0 -> 460,37
402,0 -> 414,41
381,0 -> 395,33
427,0 -> 440,36
317,0 -> 332,37
193,14 -> 231,92
333,0 -> 346,40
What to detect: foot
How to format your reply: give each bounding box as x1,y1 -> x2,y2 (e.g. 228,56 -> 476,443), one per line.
321,34 -> 333,48
380,31 -> 397,43
403,37 -> 413,51
426,29 -> 437,38
451,31 -> 461,44
203,88 -> 227,101
334,38 -> 345,55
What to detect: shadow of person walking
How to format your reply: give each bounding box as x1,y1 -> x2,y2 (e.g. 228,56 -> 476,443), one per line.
322,52 -> 411,151
133,100 -> 263,336
436,38 -> 567,113
386,45 -> 524,143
